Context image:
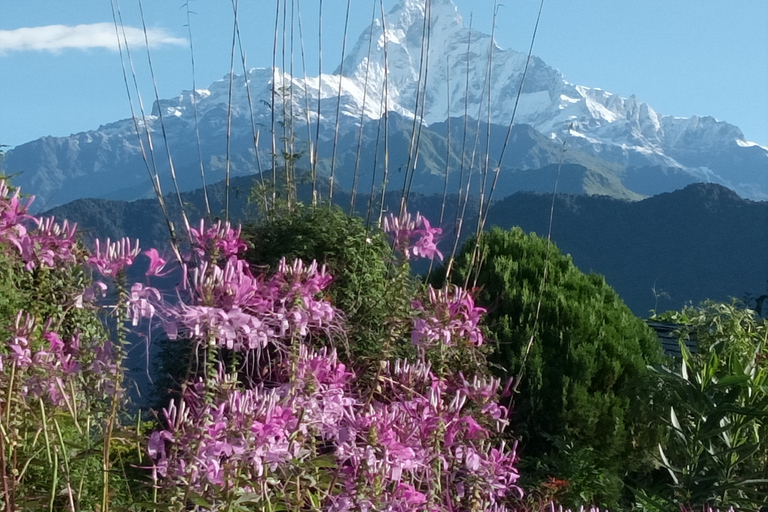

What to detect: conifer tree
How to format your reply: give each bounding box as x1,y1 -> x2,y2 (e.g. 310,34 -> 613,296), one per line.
441,226 -> 664,507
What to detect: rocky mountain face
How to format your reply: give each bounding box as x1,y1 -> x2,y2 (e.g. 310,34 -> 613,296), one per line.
5,0 -> 768,209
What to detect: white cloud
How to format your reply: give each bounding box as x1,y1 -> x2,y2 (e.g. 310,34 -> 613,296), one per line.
0,23 -> 185,53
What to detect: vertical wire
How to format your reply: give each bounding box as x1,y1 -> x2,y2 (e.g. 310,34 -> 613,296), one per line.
224,0 -> 239,221
349,0 -> 378,215
328,0 -> 352,206
376,0 -> 391,227
137,0 -> 192,238
184,1 -> 212,220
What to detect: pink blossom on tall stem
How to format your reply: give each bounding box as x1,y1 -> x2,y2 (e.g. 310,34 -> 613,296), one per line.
0,180 -> 34,257
411,284 -> 486,348
143,248 -> 172,277
383,211 -> 443,261
18,216 -> 78,270
189,219 -> 248,259
411,216 -> 442,260
127,283 -> 162,326
8,310 -> 35,367
88,237 -> 140,277
0,180 -> 34,233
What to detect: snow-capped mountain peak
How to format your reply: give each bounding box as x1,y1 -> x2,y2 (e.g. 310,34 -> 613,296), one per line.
5,0 -> 768,209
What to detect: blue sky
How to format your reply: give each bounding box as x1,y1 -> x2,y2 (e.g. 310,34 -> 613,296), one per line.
1,0 -> 766,150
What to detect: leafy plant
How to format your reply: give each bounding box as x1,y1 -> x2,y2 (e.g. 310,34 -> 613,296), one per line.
648,302 -> 768,510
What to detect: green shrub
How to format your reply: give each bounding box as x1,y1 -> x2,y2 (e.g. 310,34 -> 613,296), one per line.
646,301 -> 768,510
437,226 -> 664,508
245,204 -> 421,374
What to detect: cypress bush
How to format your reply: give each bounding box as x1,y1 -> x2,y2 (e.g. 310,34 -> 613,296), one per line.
244,204 -> 417,368
438,226 -> 664,508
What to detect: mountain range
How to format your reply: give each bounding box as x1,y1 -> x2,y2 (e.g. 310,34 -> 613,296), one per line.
45,177 -> 768,318
3,0 -> 768,210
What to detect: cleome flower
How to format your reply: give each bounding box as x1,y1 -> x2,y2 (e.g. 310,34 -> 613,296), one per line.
411,284 -> 486,348
87,237 -> 141,277
189,219 -> 248,259
383,210 -> 443,261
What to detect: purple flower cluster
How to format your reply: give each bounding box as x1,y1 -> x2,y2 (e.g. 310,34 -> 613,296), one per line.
149,346 -> 354,489
411,284 -> 486,348
0,180 -> 79,271
190,219 -> 248,259
0,308 -> 119,409
149,348 -> 522,511
383,211 -> 443,261
0,184 -> 525,511
148,256 -> 338,352
87,237 -> 141,277
135,209 -> 524,510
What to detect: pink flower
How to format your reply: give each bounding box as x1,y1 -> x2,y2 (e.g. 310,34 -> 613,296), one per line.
411,285 -> 486,348
411,216 -> 443,260
127,283 -> 162,326
394,482 -> 427,507
88,237 -> 140,277
143,248 -> 171,276
383,211 -> 443,261
189,219 -> 248,259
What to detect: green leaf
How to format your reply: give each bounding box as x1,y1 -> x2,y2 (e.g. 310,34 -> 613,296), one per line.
658,444 -> 679,485
715,374 -> 750,387
308,454 -> 337,469
129,504 -> 174,511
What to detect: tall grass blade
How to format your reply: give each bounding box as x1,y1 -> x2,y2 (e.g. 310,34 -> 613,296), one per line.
328,0 -> 352,205
110,0 -> 181,262
313,0 -> 323,205
376,0 -> 391,227
400,0 -> 431,216
481,0 -> 546,233
465,1 -> 500,287
296,0 -> 316,200
137,0 -> 192,238
349,1 -> 378,215
184,1 -> 212,220
224,0 -> 240,220
270,0 -> 281,215
445,16 -> 474,281
231,0 -> 266,199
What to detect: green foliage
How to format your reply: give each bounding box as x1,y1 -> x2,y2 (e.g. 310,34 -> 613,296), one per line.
646,302 -> 768,510
244,204 -> 417,368
0,238 -> 149,510
0,245 -> 103,344
439,226 -> 664,508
